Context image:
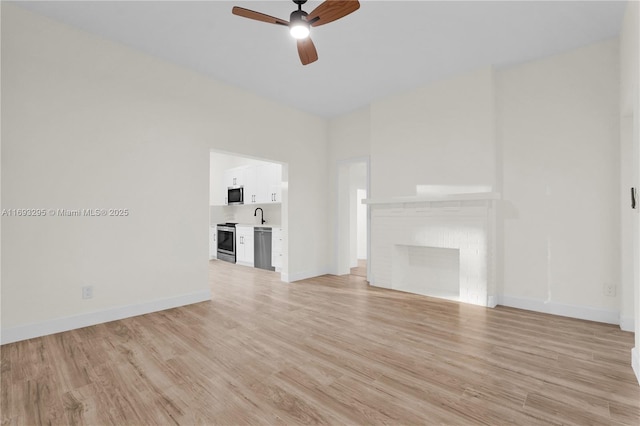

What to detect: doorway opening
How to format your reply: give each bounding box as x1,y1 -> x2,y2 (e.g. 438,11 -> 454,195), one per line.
208,149 -> 288,281
336,157 -> 369,279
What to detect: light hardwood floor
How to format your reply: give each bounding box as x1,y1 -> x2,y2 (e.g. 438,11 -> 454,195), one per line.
2,260 -> 639,425
349,259 -> 367,278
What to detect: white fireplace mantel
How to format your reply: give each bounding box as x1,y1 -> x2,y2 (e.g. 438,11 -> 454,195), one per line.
363,192 -> 501,205
366,192 -> 500,308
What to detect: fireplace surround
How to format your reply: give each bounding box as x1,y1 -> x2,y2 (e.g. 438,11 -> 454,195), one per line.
364,192 -> 500,307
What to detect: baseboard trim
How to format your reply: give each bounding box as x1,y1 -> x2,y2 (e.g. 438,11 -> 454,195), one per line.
286,268 -> 331,283
487,295 -> 498,308
632,347 -> 640,386
1,290 -> 211,345
620,316 -> 636,332
499,295 -> 619,325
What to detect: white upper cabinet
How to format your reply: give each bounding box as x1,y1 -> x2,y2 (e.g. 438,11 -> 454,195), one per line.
224,167 -> 245,188
220,163 -> 281,205
244,164 -> 269,204
220,166 -> 247,205
211,160 -> 281,207
266,163 -> 282,203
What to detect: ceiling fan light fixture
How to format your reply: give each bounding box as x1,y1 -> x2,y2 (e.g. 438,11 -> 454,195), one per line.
289,9 -> 310,39
290,23 -> 310,39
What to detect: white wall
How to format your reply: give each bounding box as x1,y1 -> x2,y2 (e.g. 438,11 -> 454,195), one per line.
619,0 -> 639,384
328,107 -> 372,162
370,68 -> 497,199
0,2 -> 3,339
329,41 -> 623,328
620,115 -> 635,330
1,5 -> 329,342
498,40 -> 620,320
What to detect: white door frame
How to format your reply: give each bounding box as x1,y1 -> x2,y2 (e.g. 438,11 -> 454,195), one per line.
334,156 -> 370,278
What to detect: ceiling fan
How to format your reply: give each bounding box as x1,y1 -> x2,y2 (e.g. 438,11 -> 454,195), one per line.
232,0 -> 360,66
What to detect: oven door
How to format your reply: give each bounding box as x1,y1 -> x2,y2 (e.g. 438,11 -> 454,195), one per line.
217,225 -> 236,262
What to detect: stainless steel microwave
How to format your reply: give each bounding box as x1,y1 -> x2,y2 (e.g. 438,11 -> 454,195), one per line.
227,186 -> 244,205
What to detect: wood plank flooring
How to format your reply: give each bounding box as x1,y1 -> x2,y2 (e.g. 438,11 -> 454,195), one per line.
2,259 -> 639,425
349,259 -> 367,278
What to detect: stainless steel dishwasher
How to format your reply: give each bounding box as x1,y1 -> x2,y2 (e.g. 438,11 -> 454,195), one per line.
254,227 -> 275,271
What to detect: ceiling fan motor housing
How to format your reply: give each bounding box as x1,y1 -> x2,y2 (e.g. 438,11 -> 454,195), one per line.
290,10 -> 309,26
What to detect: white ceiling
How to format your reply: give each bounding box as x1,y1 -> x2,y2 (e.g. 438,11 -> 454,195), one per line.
13,1 -> 627,117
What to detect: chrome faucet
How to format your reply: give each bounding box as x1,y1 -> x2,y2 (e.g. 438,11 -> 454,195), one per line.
254,207 -> 266,224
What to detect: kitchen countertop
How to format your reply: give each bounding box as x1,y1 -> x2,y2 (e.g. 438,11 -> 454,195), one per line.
211,223 -> 281,228
235,223 -> 281,228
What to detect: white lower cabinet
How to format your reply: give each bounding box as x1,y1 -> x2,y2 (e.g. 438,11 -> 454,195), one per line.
209,227 -> 217,259
271,227 -> 283,270
236,225 -> 254,267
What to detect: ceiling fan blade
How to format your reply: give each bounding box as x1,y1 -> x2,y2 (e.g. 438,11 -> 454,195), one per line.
232,6 -> 289,26
297,38 -> 318,66
307,0 -> 360,27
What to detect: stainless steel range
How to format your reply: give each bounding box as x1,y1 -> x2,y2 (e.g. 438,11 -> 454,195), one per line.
216,223 -> 237,263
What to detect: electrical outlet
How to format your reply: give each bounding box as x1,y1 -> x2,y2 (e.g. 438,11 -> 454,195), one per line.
82,286 -> 93,300
603,283 -> 616,297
